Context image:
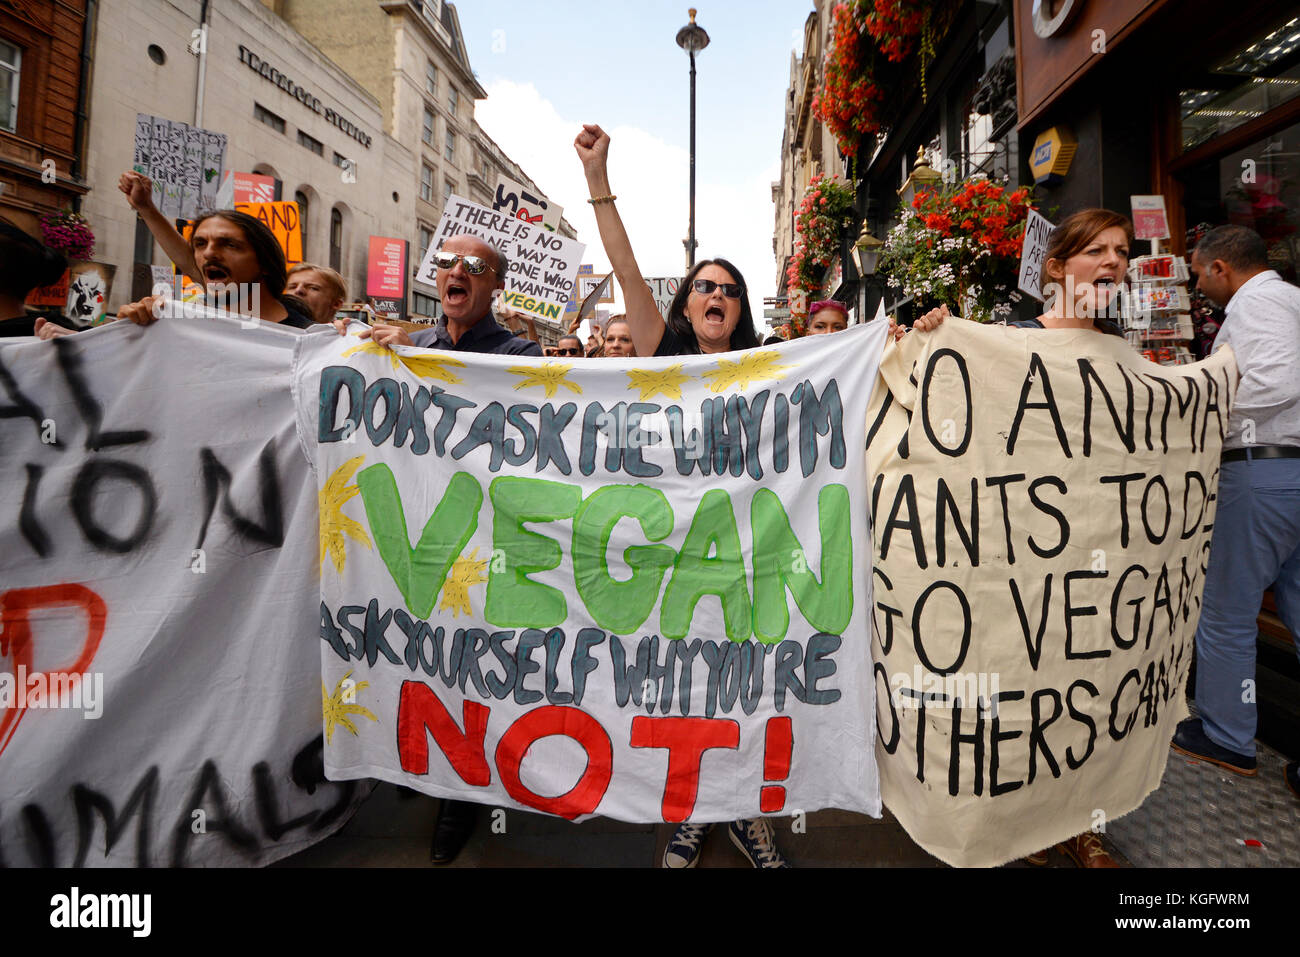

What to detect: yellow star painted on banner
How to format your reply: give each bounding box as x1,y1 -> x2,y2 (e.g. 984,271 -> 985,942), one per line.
342,340 -> 466,384
322,671 -> 378,744
701,351 -> 794,392
439,547 -> 490,618
507,361 -> 583,398
625,364 -> 691,400
319,455 -> 372,573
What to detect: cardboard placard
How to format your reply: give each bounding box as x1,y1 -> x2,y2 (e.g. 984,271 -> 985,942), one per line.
1017,210 -> 1054,302
418,194 -> 585,322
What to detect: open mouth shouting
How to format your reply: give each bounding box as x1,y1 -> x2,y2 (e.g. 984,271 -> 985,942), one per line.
704,303 -> 727,325
203,262 -> 231,284
443,279 -> 470,309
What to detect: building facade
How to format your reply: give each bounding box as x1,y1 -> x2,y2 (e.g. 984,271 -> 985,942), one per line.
1015,0 -> 1299,280
272,0 -> 573,323
0,0 -> 90,235
83,0 -> 414,307
772,8 -> 848,306
775,1 -> 1022,327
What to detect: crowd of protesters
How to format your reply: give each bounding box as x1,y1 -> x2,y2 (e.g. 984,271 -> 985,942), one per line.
1,117 -> 1296,872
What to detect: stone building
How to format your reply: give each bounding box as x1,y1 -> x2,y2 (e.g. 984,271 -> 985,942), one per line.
269,0 -> 574,321
78,0 -> 574,320
83,0 -> 414,306
771,7 -> 852,319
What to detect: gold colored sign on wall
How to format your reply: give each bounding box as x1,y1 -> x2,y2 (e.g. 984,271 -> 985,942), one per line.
1029,126 -> 1078,186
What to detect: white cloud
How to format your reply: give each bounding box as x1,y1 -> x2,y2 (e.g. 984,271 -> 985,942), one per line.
475,79 -> 778,323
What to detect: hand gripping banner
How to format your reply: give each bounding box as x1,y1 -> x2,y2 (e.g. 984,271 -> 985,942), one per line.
0,314 -> 363,867
294,321 -> 888,823
866,321 -> 1237,867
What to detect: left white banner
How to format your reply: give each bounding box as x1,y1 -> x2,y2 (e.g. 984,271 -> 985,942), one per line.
0,311 -> 362,867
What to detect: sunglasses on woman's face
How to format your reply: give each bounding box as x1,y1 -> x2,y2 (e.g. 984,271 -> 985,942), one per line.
692,278 -> 743,299
433,251 -> 496,275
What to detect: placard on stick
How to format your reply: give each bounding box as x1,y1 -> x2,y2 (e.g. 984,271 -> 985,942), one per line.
419,194 -> 586,322
1131,195 -> 1170,242
1017,210 -> 1054,303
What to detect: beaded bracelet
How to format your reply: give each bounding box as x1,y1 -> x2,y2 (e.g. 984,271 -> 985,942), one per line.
587,194 -> 617,205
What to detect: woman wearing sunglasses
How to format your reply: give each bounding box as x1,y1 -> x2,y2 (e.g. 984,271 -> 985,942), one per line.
575,123 -> 786,869
575,124 -> 760,359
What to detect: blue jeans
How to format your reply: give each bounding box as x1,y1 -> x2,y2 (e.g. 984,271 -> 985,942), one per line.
1195,456 -> 1300,756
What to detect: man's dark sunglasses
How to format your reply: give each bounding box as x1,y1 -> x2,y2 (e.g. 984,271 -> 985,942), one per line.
693,278 -> 743,299
433,251 -> 496,274
555,346 -> 583,356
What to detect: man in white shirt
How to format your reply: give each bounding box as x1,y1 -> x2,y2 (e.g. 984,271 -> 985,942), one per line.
1173,225 -> 1300,800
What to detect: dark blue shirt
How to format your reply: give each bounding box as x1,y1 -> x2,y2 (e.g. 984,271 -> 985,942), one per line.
409,314 -> 542,355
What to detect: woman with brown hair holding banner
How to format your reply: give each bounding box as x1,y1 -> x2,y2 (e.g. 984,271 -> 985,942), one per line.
891,208 -> 1135,868
896,208 -> 1133,339
575,122 -> 785,869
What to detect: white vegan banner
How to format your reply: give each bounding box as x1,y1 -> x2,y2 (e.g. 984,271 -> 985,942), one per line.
0,314 -> 361,867
867,320 -> 1237,867
294,321 -> 888,823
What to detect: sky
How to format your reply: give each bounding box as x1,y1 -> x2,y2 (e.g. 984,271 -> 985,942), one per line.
453,1 -> 814,325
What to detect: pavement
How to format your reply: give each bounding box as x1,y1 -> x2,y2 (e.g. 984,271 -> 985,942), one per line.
276,727 -> 1299,868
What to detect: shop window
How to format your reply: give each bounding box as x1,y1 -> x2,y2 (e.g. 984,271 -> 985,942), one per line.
254,102 -> 285,134
1181,15 -> 1300,151
421,164 -> 435,203
1182,117 -> 1300,286
329,207 -> 343,272
414,291 -> 439,318
961,107 -> 995,178
0,40 -> 18,134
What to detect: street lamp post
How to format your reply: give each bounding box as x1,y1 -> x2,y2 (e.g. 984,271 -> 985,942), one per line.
676,8 -> 709,272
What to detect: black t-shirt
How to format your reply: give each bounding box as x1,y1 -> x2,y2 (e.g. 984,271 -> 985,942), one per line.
0,313 -> 75,338
278,301 -> 317,329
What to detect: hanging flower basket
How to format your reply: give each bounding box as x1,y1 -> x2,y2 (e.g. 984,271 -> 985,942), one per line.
786,174 -> 858,307
38,210 -> 95,261
813,0 -> 935,156
878,177 -> 1035,322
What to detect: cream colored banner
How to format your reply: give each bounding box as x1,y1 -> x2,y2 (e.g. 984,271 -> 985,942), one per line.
866,321 -> 1238,867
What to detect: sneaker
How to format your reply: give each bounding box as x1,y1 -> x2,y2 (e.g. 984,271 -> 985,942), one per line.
662,821 -> 711,868
1286,762 -> 1299,801
727,818 -> 791,868
1170,717 -> 1257,776
1057,832 -> 1120,868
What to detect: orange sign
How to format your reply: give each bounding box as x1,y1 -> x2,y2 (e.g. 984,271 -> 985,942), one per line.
179,201 -> 304,266
25,270 -> 71,308
235,201 -> 304,265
